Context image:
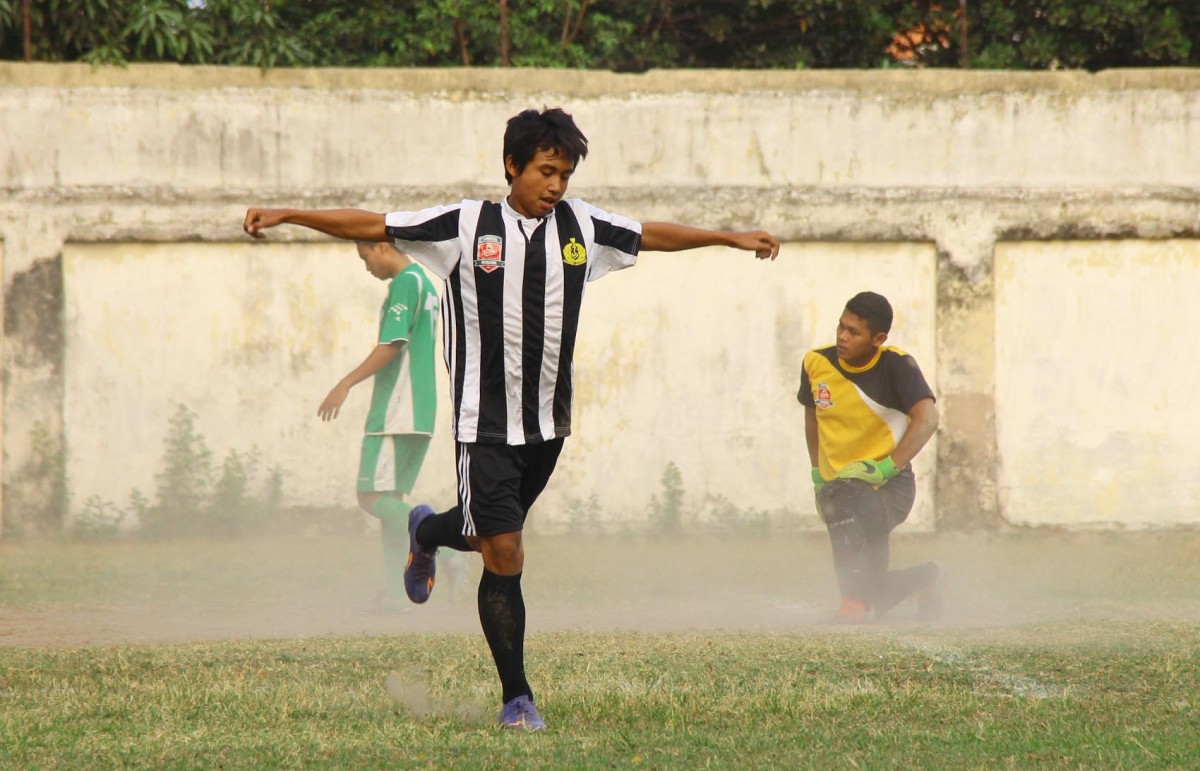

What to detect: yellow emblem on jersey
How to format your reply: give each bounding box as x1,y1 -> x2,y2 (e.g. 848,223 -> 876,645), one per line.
562,238 -> 587,266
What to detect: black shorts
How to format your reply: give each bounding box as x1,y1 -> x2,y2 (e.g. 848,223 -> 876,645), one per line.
456,439 -> 565,537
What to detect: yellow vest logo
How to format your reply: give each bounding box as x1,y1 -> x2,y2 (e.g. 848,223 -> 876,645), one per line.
562,238 -> 587,266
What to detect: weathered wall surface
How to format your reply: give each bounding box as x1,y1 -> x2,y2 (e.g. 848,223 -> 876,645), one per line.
2,63 -> 1199,534
58,240 -> 938,531
995,239 -> 1200,527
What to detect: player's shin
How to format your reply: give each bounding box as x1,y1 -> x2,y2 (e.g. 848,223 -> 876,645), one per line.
415,505 -> 472,551
478,569 -> 532,705
371,497 -> 415,599
817,480 -> 871,607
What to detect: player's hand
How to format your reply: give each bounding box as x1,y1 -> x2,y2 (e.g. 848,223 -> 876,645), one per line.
811,467 -> 826,494
318,383 -> 351,421
836,456 -> 899,485
243,208 -> 288,239
731,230 -> 780,261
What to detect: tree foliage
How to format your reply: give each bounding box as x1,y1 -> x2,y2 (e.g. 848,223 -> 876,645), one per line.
0,1 -> 1196,70
0,0 -> 308,67
891,0 -> 1198,69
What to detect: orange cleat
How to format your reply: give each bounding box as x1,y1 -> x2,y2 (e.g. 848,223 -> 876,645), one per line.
834,597 -> 869,625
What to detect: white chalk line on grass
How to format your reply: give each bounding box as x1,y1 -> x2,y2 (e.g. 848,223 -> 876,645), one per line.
895,637 -> 1067,700
763,603 -> 1067,700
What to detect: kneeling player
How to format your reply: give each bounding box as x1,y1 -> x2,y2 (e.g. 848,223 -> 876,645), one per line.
798,291 -> 942,624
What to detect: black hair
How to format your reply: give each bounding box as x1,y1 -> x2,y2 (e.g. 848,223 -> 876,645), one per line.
844,291 -> 893,335
354,241 -> 403,261
502,107 -> 589,183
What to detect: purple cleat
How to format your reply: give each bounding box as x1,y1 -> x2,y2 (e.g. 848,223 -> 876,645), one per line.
404,505 -> 437,604
499,695 -> 546,731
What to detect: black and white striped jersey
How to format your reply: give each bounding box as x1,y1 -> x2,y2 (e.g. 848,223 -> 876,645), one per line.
385,197 -> 641,445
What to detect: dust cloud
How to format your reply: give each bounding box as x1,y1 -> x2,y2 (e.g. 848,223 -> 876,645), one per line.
3,515 -> 1199,649
384,671 -> 488,721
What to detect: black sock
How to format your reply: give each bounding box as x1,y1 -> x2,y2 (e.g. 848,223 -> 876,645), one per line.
415,506 -> 471,551
478,569 -> 532,704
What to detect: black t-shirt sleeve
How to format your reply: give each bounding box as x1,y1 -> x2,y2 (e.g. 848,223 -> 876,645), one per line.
797,361 -> 815,407
892,354 -> 936,413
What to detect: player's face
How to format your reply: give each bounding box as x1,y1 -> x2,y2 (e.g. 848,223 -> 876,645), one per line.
836,310 -> 886,366
358,244 -> 389,280
505,147 -> 575,219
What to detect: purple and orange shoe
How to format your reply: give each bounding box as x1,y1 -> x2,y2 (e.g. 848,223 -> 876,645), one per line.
499,695 -> 546,731
404,505 -> 437,603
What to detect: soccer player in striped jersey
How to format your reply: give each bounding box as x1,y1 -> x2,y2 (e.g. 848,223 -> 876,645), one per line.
244,107 -> 780,731
317,241 -> 440,610
797,291 -> 942,625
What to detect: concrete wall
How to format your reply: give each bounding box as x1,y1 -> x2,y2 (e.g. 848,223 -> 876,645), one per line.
2,63 -> 1199,534
59,239 -> 937,531
995,239 -> 1200,527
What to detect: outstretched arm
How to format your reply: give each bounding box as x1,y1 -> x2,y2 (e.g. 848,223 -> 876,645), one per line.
243,208 -> 387,242
640,222 -> 780,261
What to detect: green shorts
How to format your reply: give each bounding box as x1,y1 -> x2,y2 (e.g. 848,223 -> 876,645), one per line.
357,434 -> 432,494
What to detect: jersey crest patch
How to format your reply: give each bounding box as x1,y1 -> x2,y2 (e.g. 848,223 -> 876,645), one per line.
562,237 -> 587,266
815,383 -> 834,410
475,235 -> 504,273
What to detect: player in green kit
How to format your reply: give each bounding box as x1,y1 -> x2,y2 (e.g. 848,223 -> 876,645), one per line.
318,241 -> 440,605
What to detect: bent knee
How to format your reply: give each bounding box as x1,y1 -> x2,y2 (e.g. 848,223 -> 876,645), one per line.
480,532 -> 523,573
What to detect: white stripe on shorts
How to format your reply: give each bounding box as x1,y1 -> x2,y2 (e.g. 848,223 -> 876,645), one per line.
374,437 -> 396,491
458,444 -> 475,537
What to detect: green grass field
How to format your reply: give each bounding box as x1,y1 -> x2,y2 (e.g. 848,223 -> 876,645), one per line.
2,528 -> 1199,768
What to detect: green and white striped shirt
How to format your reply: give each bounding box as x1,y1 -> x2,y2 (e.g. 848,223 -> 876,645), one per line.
365,263 -> 439,436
